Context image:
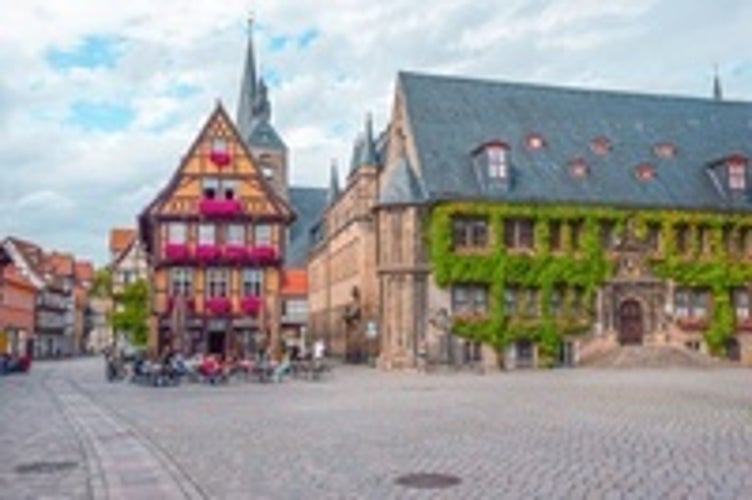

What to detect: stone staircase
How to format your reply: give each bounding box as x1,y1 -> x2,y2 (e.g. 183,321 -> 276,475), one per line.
580,345 -> 731,369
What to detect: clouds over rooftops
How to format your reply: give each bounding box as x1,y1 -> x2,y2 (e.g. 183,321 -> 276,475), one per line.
0,0 -> 751,264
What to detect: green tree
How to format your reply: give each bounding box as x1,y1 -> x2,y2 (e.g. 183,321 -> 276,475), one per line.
112,279 -> 150,346
91,268 -> 113,298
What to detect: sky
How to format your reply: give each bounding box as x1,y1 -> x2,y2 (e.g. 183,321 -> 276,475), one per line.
1,0 -> 751,266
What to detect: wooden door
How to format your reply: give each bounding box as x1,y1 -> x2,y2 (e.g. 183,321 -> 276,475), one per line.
619,299 -> 643,345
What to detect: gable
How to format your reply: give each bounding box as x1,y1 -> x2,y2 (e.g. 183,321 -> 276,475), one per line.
145,103 -> 293,221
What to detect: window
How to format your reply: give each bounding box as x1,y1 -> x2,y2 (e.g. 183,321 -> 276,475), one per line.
223,179 -> 237,200
504,288 -> 518,316
202,178 -> 220,200
646,223 -> 661,251
571,287 -> 586,315
254,224 -> 272,245
600,221 -> 618,249
590,137 -> 611,156
452,217 -> 489,249
654,142 -> 677,159
226,224 -> 244,245
570,220 -> 584,251
452,285 -> 488,315
170,268 -> 193,296
487,145 -> 508,180
729,161 -> 746,190
262,164 -> 274,180
202,177 -> 237,200
167,223 -> 187,243
206,268 -> 229,298
697,226 -> 710,254
504,218 -> 535,250
636,164 -> 656,181
549,221 -> 562,251
199,224 -> 216,245
733,288 -> 750,319
675,288 -> 710,319
675,225 -> 690,253
522,289 -> 539,317
551,288 -> 564,317
283,299 -> 308,318
525,134 -> 545,150
242,269 -> 263,296
569,159 -> 589,179
211,137 -> 228,154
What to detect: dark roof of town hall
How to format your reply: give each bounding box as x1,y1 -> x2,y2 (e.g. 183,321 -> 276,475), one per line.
287,186 -> 328,267
398,71 -> 752,212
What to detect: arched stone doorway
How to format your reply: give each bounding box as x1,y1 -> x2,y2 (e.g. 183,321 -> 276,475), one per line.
618,299 -> 643,345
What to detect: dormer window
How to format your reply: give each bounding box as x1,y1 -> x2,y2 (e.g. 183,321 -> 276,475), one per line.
591,137 -> 611,156
636,163 -> 656,181
525,134 -> 545,151
487,144 -> 508,180
654,142 -> 677,159
569,158 -> 589,179
728,155 -> 748,191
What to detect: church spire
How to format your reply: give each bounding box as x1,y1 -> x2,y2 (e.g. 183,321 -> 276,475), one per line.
361,112 -> 378,166
237,15 -> 257,139
713,65 -> 723,101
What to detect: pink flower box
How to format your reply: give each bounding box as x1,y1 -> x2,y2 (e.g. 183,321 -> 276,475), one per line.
209,150 -> 231,167
206,297 -> 231,315
223,244 -> 247,261
165,243 -> 191,262
247,245 -> 278,264
241,296 -> 262,316
196,244 -> 221,262
199,199 -> 242,217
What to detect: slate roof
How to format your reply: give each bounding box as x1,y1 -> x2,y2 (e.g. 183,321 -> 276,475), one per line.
287,187 -> 328,267
379,156 -> 426,206
246,120 -> 286,150
399,71 -> 752,212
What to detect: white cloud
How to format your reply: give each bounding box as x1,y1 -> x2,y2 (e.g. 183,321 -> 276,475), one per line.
0,0 -> 751,264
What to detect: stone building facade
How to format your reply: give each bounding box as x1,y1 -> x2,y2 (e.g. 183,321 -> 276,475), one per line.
312,71 -> 752,368
307,119 -> 381,360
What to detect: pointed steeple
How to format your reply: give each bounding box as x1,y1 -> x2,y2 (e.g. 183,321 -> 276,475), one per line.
361,112 -> 378,166
327,160 -> 340,204
713,65 -> 723,101
237,15 -> 258,139
253,76 -> 271,123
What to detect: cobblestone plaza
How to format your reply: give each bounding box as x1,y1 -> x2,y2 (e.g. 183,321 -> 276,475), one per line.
1,359 -> 751,499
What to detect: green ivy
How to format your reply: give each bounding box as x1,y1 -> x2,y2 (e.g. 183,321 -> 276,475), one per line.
430,202 -> 752,361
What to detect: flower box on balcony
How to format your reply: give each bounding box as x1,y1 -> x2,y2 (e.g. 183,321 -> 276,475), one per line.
199,199 -> 242,217
209,150 -> 231,167
677,317 -> 709,331
165,243 -> 191,262
206,297 -> 232,315
247,245 -> 278,265
737,318 -> 752,332
196,244 -> 221,262
241,296 -> 262,316
223,244 -> 247,262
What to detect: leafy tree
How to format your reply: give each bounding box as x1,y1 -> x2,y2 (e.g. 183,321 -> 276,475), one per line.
112,279 -> 149,346
91,268 -> 113,298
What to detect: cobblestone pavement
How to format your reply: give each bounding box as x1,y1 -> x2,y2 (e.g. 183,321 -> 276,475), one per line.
2,359 -> 751,499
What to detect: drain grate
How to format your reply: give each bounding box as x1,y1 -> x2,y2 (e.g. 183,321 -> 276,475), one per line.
15,461 -> 78,475
395,472 -> 461,490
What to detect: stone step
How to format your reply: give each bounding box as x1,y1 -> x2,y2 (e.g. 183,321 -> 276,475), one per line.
581,345 -> 730,369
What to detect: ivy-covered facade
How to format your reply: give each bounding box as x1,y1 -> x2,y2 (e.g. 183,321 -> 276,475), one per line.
373,71 -> 752,369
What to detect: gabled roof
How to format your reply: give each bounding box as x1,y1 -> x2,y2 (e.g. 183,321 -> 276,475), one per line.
379,156 -> 426,206
399,71 -> 752,211
48,252 -> 75,277
139,102 -> 296,252
74,261 -> 94,282
110,228 -> 136,255
2,264 -> 36,292
286,186 -> 328,267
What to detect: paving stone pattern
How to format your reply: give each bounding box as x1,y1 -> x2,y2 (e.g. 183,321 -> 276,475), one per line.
1,358 -> 751,499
